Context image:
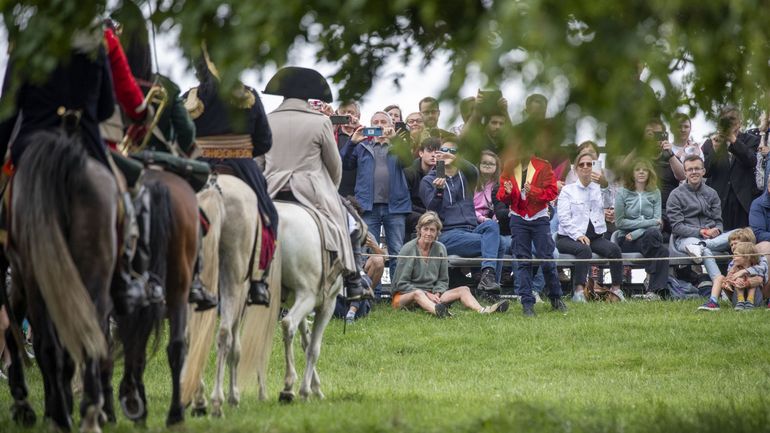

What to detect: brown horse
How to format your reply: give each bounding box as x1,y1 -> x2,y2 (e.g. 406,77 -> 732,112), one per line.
112,169 -> 198,427
4,131 -> 117,433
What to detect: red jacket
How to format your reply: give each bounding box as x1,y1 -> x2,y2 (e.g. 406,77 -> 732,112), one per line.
104,28 -> 145,121
496,156 -> 558,218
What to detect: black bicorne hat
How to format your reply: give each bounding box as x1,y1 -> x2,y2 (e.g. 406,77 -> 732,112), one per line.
263,66 -> 333,103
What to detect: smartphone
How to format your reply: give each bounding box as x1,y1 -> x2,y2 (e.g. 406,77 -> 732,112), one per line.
363,127 -> 383,137
591,159 -> 603,173
395,121 -> 408,134
436,160 -> 446,179
653,131 -> 668,142
330,115 -> 351,125
479,89 -> 503,102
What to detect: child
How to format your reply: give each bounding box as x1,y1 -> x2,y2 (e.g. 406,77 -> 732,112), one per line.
698,241 -> 767,311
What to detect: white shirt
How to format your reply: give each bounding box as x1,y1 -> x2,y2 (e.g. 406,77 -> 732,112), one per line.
557,180 -> 607,240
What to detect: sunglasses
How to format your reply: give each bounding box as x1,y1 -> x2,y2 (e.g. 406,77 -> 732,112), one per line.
439,147 -> 458,154
577,162 -> 592,168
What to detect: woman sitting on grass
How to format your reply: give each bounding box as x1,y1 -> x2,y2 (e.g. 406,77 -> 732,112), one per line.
392,211 -> 509,317
699,229 -> 768,311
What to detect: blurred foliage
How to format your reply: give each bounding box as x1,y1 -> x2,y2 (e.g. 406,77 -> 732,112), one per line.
2,0 -> 770,161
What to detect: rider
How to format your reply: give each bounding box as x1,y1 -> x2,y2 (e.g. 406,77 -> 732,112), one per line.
183,49 -> 277,307
0,28 -> 147,314
260,66 -> 371,301
106,7 -> 217,311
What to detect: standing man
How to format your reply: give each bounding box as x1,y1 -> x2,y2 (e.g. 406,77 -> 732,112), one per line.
702,106 -> 761,231
418,97 -> 452,143
343,111 -> 412,279
404,137 -> 440,240
334,100 -> 362,197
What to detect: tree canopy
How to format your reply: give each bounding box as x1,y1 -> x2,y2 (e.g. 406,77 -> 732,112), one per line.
2,0 -> 770,157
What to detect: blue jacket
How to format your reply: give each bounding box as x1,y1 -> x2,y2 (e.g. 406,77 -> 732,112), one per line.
749,191 -> 770,243
420,159 -> 479,230
342,139 -> 411,213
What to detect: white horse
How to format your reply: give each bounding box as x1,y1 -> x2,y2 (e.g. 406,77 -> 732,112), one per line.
275,200 -> 345,402
181,174 -> 280,417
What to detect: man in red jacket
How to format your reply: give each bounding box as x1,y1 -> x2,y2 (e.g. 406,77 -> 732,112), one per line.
497,148 -> 567,316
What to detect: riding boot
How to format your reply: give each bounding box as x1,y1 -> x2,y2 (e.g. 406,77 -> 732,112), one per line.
344,228 -> 373,301
133,186 -> 165,306
188,234 -> 218,311
246,279 -> 270,307
111,192 -> 149,316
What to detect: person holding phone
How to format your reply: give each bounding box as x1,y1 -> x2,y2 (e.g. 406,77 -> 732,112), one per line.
419,138 -> 506,294
702,106 -> 761,231
343,111 -> 412,280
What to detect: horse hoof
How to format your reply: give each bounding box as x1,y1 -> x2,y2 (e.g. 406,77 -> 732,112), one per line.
119,393 -> 145,421
227,396 -> 240,407
190,406 -> 207,418
166,410 -> 184,427
211,406 -> 223,418
11,401 -> 36,427
278,391 -> 294,404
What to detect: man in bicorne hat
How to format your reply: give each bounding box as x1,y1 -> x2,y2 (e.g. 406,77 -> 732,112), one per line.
260,66 -> 371,301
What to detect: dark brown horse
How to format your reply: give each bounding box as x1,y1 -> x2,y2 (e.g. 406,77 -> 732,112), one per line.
4,131 -> 117,433
113,169 -> 198,427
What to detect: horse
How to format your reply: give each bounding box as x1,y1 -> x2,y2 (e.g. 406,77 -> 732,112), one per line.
181,174 -> 281,417
112,169 -> 198,427
274,200 -> 352,403
3,131 -> 116,433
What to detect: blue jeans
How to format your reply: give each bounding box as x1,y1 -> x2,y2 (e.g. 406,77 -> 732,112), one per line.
510,215 -> 562,306
439,220 -> 505,278
363,204 -> 406,278
513,244 -> 558,294
675,230 -> 735,280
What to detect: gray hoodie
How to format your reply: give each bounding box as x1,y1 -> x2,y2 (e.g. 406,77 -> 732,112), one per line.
666,180 -> 723,239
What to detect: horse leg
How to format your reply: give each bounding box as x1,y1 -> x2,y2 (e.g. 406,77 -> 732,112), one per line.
279,294 -> 315,403
166,304 -> 188,426
300,296 -> 336,400
227,303 -> 244,407
297,318 -> 321,396
190,378 -> 208,417
99,352 -> 116,424
31,313 -> 72,430
116,311 -> 152,424
79,357 -> 104,433
210,308 -> 234,417
6,317 -> 36,426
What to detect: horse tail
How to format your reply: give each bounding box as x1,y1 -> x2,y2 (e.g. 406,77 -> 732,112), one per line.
12,132 -> 108,364
238,242 -> 281,397
181,185 -> 224,405
143,178 -> 174,355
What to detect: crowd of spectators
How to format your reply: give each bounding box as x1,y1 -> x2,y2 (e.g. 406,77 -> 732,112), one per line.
319,91 -> 770,318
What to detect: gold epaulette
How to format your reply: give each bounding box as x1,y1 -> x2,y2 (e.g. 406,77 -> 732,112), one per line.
184,87 -> 205,119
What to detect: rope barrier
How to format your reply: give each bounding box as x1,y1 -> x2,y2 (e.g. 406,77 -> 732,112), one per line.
361,251 -> 765,263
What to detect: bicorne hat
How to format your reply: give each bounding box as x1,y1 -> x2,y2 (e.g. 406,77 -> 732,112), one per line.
263,66 -> 333,103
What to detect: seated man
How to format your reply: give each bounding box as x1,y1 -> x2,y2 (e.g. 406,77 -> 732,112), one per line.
667,154 -> 735,282
420,137 -> 506,292
392,211 -> 509,316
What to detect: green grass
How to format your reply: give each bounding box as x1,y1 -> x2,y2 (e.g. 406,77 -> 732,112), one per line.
2,300 -> 770,432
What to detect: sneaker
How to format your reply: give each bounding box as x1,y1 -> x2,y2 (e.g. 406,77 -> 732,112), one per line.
734,301 -> 745,311
684,244 -> 704,264
522,303 -> 536,317
742,302 -> 755,311
697,300 -> 720,311
477,267 -> 501,292
344,310 -> 356,324
572,290 -> 587,303
481,300 -> 510,314
550,297 -> 568,313
533,291 -> 544,304
434,302 -> 450,318
610,288 -> 626,302
641,291 -> 661,301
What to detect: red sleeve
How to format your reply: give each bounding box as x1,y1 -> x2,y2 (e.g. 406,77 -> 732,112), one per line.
104,29 -> 145,121
496,175 -> 513,205
529,163 -> 558,203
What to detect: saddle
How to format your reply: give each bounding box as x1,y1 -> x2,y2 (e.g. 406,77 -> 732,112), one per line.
130,150 -> 211,192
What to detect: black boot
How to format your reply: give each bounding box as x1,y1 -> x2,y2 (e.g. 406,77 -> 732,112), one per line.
112,192 -> 149,315
246,280 -> 270,307
133,187 -> 165,306
188,230 -> 217,311
344,228 -> 373,301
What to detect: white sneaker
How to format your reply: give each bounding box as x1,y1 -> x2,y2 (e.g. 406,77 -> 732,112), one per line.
533,291 -> 544,304
610,288 -> 626,302
572,290 -> 587,303
684,244 -> 704,264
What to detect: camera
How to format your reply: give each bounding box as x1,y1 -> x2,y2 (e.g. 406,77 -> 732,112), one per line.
363,127 -> 383,137
653,131 -> 668,142
330,115 -> 351,125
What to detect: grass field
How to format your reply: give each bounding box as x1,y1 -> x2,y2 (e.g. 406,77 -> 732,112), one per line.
1,299 -> 769,432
